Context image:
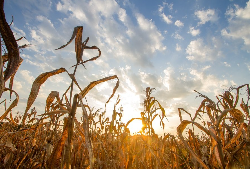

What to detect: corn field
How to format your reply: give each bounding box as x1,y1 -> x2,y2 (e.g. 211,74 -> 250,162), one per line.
0,1 -> 250,168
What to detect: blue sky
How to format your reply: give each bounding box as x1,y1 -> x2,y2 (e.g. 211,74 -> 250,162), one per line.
2,0 -> 250,134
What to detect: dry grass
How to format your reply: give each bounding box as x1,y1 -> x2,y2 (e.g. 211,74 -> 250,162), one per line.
0,3 -> 250,168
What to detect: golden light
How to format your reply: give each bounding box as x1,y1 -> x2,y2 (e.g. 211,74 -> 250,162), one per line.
127,119 -> 143,134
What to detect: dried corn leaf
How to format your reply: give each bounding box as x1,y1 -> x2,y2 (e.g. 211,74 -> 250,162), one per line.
79,75 -> 119,104
177,120 -> 209,169
56,26 -> 86,65
178,108 -> 191,122
72,46 -> 101,68
152,114 -> 158,121
78,94 -> 94,169
22,68 -> 66,125
47,117 -> 68,168
0,88 -> 19,121
40,110 -> 69,116
56,26 -> 83,51
46,91 -> 60,112
209,126 -> 224,168
0,37 -> 4,98
216,108 -> 233,128
229,109 -> 244,123
64,94 -> 78,168
6,58 -> 22,100
162,133 -> 170,142
240,99 -> 250,118
224,123 -> 246,149
0,1 -> 22,82
126,118 -> 142,128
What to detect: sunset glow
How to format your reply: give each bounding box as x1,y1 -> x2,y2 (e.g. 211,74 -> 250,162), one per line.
127,119 -> 143,134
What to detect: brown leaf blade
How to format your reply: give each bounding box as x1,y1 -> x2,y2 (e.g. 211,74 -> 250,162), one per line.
79,75 -> 119,103
0,88 -> 19,121
55,26 -> 83,51
22,68 -> 66,125
177,120 -> 209,169
0,1 -> 22,82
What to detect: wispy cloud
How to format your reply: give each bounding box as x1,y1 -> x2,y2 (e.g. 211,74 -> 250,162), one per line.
172,32 -> 183,40
20,70 -> 35,85
188,27 -> 200,36
175,20 -> 184,27
176,43 -> 181,51
222,1 -> 250,52
189,68 -> 233,95
195,9 -> 219,25
160,13 -> 173,24
158,2 -> 173,24
186,38 -> 223,61
223,62 -> 231,67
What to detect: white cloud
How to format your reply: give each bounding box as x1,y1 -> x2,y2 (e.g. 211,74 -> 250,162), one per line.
235,2 -> 250,19
154,67 -> 200,102
176,43 -> 181,51
202,65 -> 211,70
222,1 -> 250,52
11,0 -> 52,21
158,2 -> 173,12
118,8 -> 127,23
160,13 -> 173,24
20,70 -> 35,84
186,38 -> 223,62
223,62 -> 231,67
29,15 -> 64,52
158,2 -> 173,24
90,0 -> 119,18
158,5 -> 164,13
245,63 -> 250,71
13,81 -> 23,91
189,68 -> 235,95
139,71 -> 162,88
12,24 -> 26,37
188,27 -> 200,36
167,3 -> 174,11
25,59 -> 54,72
175,20 -> 184,27
26,0 -> 167,70
195,9 -> 219,25
172,32 -> 183,40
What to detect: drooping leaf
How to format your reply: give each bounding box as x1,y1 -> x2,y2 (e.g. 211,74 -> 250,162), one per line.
209,126 -> 225,168
40,110 -> 69,117
224,122 -> 247,149
56,26 -> 85,65
46,117 -> 69,168
177,120 -> 210,169
55,26 -> 83,51
0,88 -> 18,121
46,91 -> 60,112
71,45 -> 101,68
0,0 -> 22,82
78,94 -> 94,169
22,68 -> 66,125
79,75 -> 119,104
125,118 -> 142,128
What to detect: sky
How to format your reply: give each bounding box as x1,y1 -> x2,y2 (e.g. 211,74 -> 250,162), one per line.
2,0 -> 250,135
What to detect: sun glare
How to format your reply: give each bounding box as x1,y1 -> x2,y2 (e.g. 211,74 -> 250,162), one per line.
127,119 -> 143,134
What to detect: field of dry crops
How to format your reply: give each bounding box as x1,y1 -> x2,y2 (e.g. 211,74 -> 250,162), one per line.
0,1 -> 250,168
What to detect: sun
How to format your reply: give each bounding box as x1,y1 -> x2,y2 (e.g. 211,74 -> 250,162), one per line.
127,119 -> 143,134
